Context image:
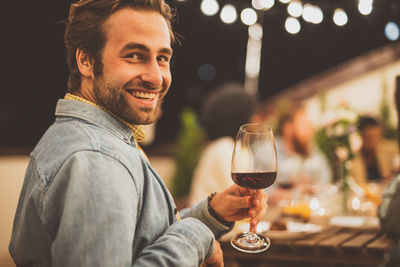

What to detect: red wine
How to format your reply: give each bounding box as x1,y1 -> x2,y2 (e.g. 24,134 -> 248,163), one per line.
231,171 -> 277,189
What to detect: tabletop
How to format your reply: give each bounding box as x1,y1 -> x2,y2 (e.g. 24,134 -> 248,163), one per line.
221,226 -> 398,267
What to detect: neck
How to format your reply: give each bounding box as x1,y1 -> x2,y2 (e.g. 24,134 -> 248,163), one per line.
75,78 -> 97,104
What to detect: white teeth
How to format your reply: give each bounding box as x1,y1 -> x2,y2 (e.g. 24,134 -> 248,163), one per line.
130,91 -> 156,99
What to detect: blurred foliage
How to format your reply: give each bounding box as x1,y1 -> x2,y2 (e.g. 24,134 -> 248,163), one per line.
314,106 -> 361,182
379,78 -> 397,139
170,108 -> 206,199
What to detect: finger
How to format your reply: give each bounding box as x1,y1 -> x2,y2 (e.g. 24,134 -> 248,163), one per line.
250,203 -> 268,227
225,209 -> 250,221
228,195 -> 251,209
249,222 -> 257,233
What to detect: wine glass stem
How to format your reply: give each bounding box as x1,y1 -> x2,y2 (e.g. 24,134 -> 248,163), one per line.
245,232 -> 258,244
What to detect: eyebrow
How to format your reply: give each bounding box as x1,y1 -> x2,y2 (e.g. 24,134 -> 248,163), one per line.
120,42 -> 173,56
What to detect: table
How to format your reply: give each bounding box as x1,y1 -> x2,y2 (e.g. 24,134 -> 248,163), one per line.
221,226 -> 398,266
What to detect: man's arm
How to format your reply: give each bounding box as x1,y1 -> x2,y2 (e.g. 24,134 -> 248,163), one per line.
44,151 -> 214,267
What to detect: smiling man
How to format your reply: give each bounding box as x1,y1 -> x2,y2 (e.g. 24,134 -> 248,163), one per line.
9,0 -> 267,266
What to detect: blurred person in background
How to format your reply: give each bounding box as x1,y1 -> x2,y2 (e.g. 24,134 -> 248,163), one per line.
378,76 -> 400,267
8,1 -> 268,266
268,105 -> 332,205
350,116 -> 398,186
188,83 -> 257,206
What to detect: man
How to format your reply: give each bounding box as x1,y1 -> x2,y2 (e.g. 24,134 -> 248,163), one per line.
188,84 -> 257,206
269,105 -> 332,204
350,116 -> 398,185
9,1 -> 267,266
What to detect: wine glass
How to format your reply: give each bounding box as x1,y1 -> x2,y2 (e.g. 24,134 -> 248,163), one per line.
231,123 -> 278,253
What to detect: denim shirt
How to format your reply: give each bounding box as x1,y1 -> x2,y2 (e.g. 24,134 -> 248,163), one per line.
9,99 -> 231,267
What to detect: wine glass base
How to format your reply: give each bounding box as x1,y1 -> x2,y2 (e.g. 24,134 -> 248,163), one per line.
231,232 -> 271,253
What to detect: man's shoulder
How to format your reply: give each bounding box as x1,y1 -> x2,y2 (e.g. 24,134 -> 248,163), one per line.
31,118 -> 140,180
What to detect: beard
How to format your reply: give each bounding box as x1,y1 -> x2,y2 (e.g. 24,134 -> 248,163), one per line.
92,73 -> 164,125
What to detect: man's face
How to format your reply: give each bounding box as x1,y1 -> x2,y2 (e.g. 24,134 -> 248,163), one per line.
362,126 -> 382,152
292,110 -> 314,156
93,8 -> 172,125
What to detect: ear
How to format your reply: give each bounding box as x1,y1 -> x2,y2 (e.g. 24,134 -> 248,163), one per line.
76,48 -> 94,79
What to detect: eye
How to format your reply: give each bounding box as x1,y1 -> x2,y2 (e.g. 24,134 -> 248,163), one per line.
125,52 -> 140,59
157,55 -> 170,63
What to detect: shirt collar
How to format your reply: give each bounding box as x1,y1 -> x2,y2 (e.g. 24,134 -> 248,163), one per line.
62,93 -> 145,143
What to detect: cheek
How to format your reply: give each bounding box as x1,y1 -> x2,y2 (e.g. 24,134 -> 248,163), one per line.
103,66 -> 133,87
162,68 -> 172,86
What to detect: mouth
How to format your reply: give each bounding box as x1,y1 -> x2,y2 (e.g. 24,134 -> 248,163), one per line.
126,89 -> 158,101
126,89 -> 159,105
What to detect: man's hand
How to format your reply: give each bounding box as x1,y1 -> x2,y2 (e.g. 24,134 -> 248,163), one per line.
209,184 -> 268,232
205,240 -> 223,267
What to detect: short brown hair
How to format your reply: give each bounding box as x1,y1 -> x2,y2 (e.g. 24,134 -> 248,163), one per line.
64,0 -> 176,93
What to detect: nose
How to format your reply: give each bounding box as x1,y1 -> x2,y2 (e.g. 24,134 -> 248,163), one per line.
140,59 -> 163,89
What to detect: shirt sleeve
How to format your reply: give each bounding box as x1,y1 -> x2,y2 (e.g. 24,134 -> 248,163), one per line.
180,199 -> 233,239
43,151 -> 214,267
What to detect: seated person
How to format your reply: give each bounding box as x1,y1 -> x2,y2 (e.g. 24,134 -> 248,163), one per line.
378,77 -> 400,267
188,84 -> 256,206
350,116 -> 398,186
268,105 -> 332,205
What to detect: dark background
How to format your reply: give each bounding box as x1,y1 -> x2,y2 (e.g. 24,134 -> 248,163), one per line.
1,0 -> 399,151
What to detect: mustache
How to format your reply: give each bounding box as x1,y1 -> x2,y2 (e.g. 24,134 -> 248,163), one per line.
123,80 -> 163,91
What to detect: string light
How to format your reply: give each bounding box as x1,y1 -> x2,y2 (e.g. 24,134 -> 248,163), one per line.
200,0 -> 219,16
249,23 -> 263,40
285,17 -> 301,34
252,0 -> 275,10
220,4 -> 237,24
287,0 -> 303,18
358,0 -> 373,15
241,8 -> 258,26
196,0 -> 393,37
302,4 -> 323,24
333,8 -> 348,26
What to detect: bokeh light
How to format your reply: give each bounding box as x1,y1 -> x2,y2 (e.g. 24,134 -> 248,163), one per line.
285,17 -> 301,34
200,0 -> 220,16
241,8 -> 258,25
333,8 -> 348,26
385,21 -> 400,41
287,0 -> 303,18
220,4 -> 237,24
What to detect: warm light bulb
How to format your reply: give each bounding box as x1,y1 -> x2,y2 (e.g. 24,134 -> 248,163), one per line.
261,0 -> 275,9
279,0 -> 291,4
333,8 -> 348,26
302,4 -> 323,24
220,4 -> 237,24
200,0 -> 219,16
241,8 -> 258,25
287,0 -> 302,18
248,23 -> 263,40
358,0 -> 373,15
285,17 -> 300,34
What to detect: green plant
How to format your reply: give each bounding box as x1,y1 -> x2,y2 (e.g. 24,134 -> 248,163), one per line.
379,77 -> 397,139
170,108 -> 205,199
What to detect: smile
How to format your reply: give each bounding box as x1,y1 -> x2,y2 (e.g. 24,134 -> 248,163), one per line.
126,90 -> 158,101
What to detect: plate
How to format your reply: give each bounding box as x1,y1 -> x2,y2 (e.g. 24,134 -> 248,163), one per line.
237,221 -> 323,239
329,216 -> 380,228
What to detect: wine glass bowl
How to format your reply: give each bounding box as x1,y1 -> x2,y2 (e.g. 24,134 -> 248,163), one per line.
230,123 -> 278,253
